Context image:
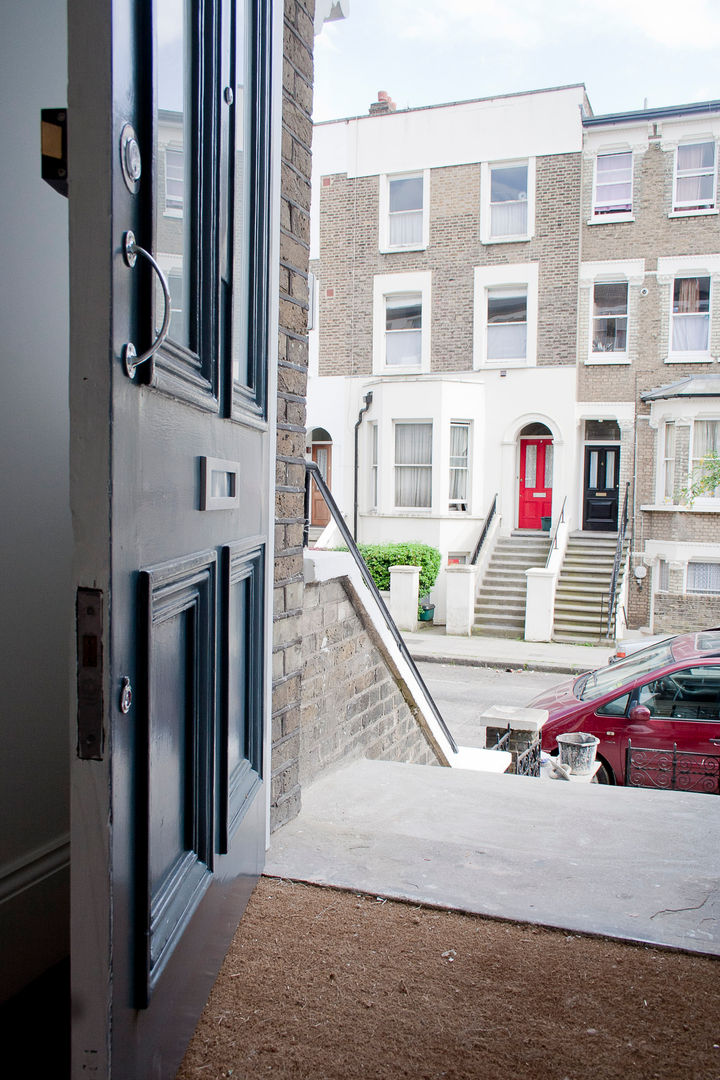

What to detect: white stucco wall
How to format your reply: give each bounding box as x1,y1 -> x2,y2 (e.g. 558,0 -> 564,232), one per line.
307,366 -> 579,623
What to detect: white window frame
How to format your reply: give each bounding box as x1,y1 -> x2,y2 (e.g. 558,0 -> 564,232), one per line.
481,158 -> 535,244
591,149 -> 634,223
378,170 -> 429,253
670,275 -> 711,360
690,419 -> 720,501
369,423 -> 378,510
373,271 -> 432,374
393,420 -> 433,511
449,421 -> 471,513
580,260 -> 644,366
658,255 -> 720,363
473,263 -> 538,368
687,561 -> 720,594
591,281 -> 629,359
662,421 -> 675,503
671,140 -> 718,216
164,145 -> 184,217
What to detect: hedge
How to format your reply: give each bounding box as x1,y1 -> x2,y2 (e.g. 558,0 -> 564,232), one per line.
356,542 -> 442,598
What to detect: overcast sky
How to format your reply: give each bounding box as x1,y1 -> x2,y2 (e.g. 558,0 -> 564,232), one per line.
313,0 -> 720,123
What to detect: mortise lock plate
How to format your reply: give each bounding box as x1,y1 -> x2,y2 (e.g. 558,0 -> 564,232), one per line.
76,588 -> 104,760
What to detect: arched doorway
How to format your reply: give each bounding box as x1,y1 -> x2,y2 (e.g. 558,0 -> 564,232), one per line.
518,422 -> 553,529
309,427 -> 332,527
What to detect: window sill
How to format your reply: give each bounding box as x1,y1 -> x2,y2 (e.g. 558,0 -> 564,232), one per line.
584,355 -> 631,366
668,208 -> 718,218
641,503 -> 720,513
587,214 -> 635,225
377,365 -> 426,376
379,242 -> 428,254
477,358 -> 532,370
481,234 -> 532,246
663,354 -> 714,364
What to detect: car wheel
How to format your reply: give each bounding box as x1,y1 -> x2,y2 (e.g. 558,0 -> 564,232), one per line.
594,760 -> 614,785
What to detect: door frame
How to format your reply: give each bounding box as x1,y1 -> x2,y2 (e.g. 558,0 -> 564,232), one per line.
517,435 -> 553,530
68,0 -> 283,1073
582,441 -> 620,531
310,440 -> 332,526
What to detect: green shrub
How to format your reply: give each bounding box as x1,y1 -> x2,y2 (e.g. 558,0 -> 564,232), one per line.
356,542 -> 442,599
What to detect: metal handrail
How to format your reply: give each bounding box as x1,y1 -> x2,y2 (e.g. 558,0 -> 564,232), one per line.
544,496 -> 567,569
606,481 -> 631,637
470,493 -> 498,565
304,462 -> 458,754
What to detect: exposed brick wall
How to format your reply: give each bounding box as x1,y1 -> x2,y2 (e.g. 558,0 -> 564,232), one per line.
271,0 -> 315,830
654,593 -> 720,634
300,578 -> 439,783
315,153 -> 581,377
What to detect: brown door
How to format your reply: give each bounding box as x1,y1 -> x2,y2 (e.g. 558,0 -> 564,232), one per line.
311,443 -> 332,526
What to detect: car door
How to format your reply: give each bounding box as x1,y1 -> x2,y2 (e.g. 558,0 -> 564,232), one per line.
69,1 -> 276,1076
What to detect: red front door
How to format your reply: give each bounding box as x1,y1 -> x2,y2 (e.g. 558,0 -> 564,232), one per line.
519,438 -> 553,529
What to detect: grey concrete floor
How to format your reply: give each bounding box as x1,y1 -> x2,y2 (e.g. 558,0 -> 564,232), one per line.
267,758 -> 720,956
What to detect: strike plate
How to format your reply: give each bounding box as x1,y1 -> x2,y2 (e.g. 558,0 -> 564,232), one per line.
76,587 -> 104,760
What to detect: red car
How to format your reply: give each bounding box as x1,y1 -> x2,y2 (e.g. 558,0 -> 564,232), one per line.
530,629 -> 720,787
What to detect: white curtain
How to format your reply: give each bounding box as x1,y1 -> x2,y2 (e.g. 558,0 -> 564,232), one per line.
449,424 -> 469,505
487,322 -> 527,360
389,210 -> 422,246
395,423 -> 432,507
673,313 -> 709,351
386,328 -> 421,366
491,199 -> 527,237
688,562 -> 720,593
676,143 -> 715,205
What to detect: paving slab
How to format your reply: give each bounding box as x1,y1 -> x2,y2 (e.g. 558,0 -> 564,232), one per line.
267,758 -> 720,956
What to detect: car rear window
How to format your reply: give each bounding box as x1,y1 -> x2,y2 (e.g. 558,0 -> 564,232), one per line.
696,631 -> 720,652
576,644 -> 675,702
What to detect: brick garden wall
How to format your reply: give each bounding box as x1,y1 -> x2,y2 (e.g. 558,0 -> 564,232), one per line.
271,0 -> 315,830
300,578 -> 439,784
654,593 -> 720,634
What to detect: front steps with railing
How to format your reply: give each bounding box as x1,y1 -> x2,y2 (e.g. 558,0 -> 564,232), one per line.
473,531 -> 551,638
553,532 -> 625,644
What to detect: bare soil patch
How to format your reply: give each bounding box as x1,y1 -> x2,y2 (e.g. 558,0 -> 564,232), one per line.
178,876 -> 720,1079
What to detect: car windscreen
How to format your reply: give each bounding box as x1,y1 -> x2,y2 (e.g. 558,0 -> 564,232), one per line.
576,643 -> 675,702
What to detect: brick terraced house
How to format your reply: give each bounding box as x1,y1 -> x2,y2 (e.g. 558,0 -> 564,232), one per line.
307,88 -> 720,637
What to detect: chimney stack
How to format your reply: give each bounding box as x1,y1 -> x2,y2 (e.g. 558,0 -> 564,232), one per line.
369,90 -> 396,116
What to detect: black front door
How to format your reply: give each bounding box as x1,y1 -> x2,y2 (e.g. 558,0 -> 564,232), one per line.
583,445 -> 619,531
69,1 -> 275,1075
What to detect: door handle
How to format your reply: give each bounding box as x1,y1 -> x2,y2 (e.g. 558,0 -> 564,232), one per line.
121,230 -> 171,378
709,738 -> 720,745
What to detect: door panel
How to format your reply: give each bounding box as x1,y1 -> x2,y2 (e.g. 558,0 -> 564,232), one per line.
583,445 -> 619,530
70,0 -> 275,1074
518,438 -> 552,529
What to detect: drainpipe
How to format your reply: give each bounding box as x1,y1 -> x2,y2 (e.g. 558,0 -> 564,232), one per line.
353,391 -> 373,540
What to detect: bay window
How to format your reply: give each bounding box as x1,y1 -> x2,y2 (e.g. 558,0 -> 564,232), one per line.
692,420 -> 720,497
395,422 -> 432,508
663,422 -> 675,501
672,276 -> 710,353
674,142 -> 716,213
449,423 -> 470,512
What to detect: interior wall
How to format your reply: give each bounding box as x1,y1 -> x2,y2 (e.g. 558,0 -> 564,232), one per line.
0,0 -> 71,1001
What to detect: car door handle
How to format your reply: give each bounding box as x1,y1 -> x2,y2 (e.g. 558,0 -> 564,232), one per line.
709,738 -> 720,745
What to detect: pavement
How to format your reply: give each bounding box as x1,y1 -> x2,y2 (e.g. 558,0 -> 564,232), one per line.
267,624 -> 720,957
267,758 -> 720,957
403,622 -> 614,673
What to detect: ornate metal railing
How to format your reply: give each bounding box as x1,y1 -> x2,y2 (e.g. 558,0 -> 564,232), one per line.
544,495 -> 567,569
470,493 -> 498,566
516,741 -> 541,778
626,740 -> 720,795
304,462 -> 458,753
